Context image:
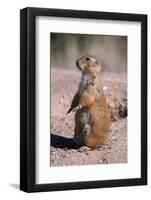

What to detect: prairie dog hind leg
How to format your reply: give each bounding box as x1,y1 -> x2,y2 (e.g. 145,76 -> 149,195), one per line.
74,108 -> 91,146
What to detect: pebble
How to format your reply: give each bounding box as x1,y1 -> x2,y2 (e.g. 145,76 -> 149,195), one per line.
103,86 -> 108,90
112,136 -> 117,141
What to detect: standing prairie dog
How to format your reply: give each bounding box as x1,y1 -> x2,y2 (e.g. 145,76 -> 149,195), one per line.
67,55 -> 110,148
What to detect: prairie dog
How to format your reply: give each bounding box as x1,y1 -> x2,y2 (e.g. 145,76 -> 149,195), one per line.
68,55 -> 110,148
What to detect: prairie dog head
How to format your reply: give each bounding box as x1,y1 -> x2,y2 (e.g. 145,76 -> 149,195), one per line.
76,55 -> 101,73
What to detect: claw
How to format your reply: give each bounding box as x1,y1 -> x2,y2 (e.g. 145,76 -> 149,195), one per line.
72,104 -> 82,112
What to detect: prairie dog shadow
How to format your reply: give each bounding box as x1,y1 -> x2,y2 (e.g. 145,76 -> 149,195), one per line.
51,133 -> 80,149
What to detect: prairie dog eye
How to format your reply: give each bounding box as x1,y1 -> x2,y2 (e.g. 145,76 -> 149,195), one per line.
85,57 -> 90,61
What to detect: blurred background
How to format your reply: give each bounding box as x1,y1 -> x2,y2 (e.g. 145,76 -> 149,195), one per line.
50,33 -> 127,72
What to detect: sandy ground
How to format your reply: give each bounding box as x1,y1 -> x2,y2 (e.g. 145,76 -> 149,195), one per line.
50,68 -> 127,166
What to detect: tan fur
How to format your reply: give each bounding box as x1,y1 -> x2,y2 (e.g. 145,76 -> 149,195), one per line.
68,55 -> 110,148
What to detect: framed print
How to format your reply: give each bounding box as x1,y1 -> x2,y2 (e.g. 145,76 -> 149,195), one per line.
20,7 -> 147,192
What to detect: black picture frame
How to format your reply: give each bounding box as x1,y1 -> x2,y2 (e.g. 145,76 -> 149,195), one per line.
20,7 -> 147,192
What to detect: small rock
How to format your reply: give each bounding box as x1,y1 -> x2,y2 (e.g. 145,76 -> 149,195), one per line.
78,146 -> 90,152
112,136 -> 117,141
102,158 -> 108,164
103,86 -> 108,90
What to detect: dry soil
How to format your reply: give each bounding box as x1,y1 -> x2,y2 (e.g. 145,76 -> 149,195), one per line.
50,68 -> 127,166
